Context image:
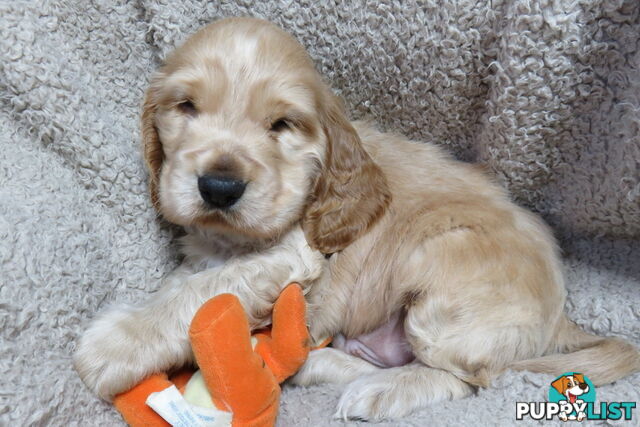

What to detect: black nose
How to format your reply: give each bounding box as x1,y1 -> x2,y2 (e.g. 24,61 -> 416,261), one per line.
579,383 -> 588,390
198,174 -> 246,209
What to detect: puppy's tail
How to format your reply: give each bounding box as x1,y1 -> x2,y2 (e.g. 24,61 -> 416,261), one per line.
509,316 -> 640,386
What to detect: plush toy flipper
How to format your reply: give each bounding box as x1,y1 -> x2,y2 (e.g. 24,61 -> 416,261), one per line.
189,293 -> 280,426
253,284 -> 310,383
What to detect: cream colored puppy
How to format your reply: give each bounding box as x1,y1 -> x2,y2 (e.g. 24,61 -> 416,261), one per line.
74,17 -> 639,421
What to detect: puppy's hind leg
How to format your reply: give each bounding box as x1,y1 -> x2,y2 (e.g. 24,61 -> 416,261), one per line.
336,362 -> 474,421
289,347 -> 380,386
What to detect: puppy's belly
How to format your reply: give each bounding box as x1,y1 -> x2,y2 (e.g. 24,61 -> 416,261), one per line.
332,311 -> 415,368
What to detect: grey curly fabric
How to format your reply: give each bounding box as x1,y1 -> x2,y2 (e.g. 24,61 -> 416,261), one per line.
1,1 -> 638,426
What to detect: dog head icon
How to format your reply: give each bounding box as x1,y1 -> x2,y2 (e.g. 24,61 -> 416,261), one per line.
551,373 -> 590,403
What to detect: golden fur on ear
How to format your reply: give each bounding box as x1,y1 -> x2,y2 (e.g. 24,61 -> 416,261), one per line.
302,93 -> 391,254
141,80 -> 164,209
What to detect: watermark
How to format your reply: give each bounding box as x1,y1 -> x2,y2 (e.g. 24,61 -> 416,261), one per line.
516,372 -> 636,422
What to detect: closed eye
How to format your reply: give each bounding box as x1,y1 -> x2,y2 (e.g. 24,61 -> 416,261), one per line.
177,99 -> 197,116
269,118 -> 291,132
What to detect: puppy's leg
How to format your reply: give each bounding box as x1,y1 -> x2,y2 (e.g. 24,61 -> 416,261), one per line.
338,225 -> 563,421
289,347 -> 379,386
73,264 -> 199,400
336,362 -> 474,421
335,234 -> 558,420
75,227 -> 326,400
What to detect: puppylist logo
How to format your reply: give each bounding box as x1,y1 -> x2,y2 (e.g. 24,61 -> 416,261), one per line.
516,372 -> 636,422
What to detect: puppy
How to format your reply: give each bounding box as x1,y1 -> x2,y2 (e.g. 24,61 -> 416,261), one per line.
75,17 -> 640,421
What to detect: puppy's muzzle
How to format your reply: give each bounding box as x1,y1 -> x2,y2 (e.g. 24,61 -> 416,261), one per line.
198,174 -> 247,209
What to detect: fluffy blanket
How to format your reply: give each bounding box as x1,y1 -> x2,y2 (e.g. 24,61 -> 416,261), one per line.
1,1 -> 638,425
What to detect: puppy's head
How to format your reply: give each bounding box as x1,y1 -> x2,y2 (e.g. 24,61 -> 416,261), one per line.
142,17 -> 389,252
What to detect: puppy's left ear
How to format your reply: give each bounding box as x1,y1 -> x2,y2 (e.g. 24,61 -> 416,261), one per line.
302,92 -> 391,254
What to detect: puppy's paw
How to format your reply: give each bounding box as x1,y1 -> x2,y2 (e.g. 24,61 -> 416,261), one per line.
335,374 -> 411,421
74,306 -> 179,400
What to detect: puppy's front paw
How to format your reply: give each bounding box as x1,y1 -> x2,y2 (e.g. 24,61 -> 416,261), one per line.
74,307 -> 158,400
335,374 -> 410,421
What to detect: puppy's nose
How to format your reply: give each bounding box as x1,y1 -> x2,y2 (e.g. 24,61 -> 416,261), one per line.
579,383 -> 588,390
198,174 -> 247,208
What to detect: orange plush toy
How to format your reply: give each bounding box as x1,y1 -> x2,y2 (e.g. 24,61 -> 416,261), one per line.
113,283 -> 315,427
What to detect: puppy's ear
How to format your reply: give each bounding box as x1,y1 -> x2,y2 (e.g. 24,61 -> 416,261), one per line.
302,92 -> 391,254
551,376 -> 568,394
574,373 -> 585,384
141,76 -> 164,209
